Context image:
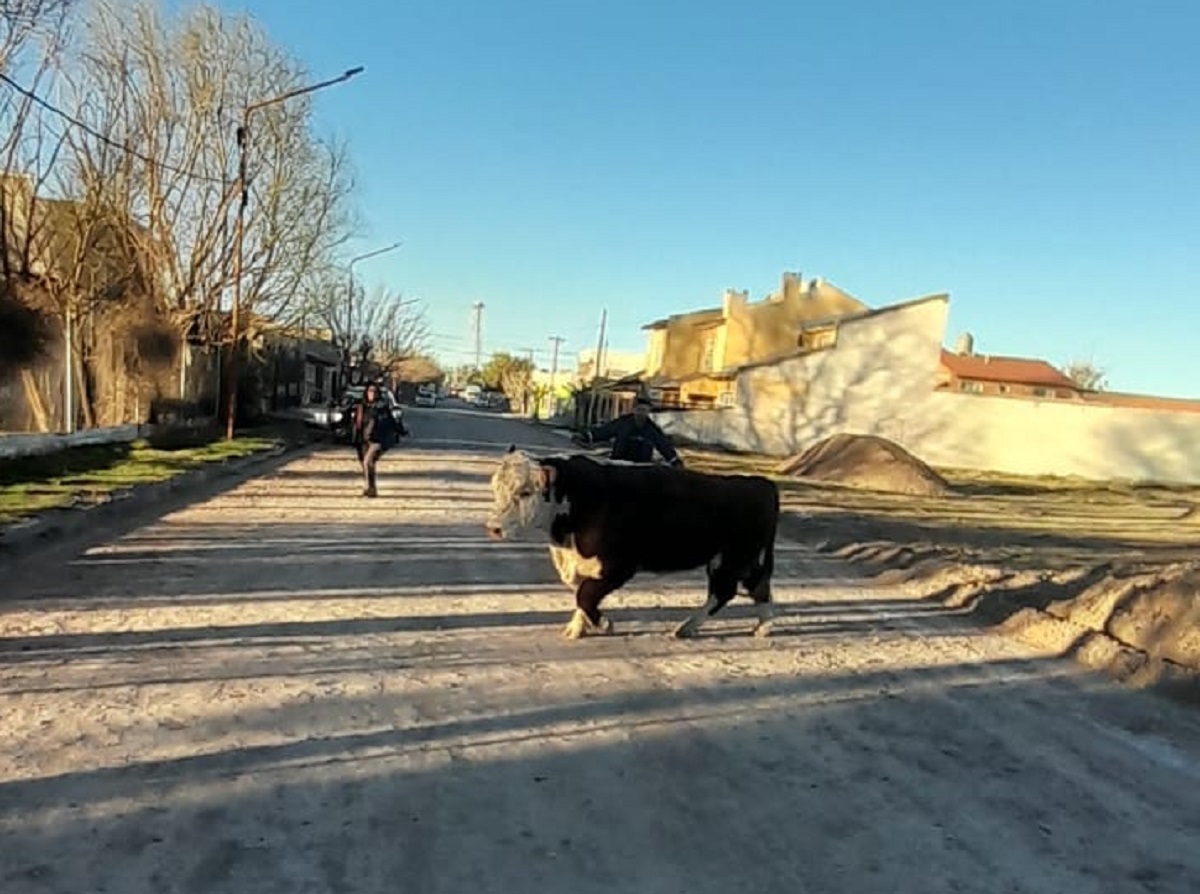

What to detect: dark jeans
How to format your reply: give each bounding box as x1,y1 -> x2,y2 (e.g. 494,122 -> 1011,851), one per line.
356,442 -> 384,495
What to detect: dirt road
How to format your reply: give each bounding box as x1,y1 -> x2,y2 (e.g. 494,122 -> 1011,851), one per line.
2,408 -> 1199,893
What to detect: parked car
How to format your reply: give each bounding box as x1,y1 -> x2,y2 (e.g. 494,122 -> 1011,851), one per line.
329,385 -> 408,443
414,385 -> 437,408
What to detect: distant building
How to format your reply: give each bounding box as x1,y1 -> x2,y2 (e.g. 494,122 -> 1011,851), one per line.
642,271 -> 868,407
936,337 -> 1083,400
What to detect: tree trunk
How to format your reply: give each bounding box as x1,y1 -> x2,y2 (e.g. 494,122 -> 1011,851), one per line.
20,368 -> 52,432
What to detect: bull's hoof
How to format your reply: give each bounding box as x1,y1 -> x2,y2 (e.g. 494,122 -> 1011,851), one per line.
562,613 -> 587,640
562,610 -> 612,640
672,620 -> 698,639
752,620 -> 775,638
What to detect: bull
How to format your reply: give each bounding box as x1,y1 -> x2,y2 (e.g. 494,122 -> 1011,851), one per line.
485,446 -> 780,639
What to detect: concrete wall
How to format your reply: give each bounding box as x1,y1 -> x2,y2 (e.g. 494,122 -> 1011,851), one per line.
656,292 -> 1200,484
908,392 -> 1200,483
0,424 -> 144,459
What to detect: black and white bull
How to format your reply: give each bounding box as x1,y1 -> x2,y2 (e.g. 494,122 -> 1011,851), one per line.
485,446 -> 780,640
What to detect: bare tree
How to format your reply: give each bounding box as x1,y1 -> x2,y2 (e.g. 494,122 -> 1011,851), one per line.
70,0 -> 359,353
348,284 -> 430,382
1,0 -> 73,72
1063,359 -> 1107,391
0,0 -> 75,428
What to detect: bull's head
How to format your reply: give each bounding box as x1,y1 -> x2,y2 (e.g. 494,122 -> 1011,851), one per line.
485,445 -> 559,541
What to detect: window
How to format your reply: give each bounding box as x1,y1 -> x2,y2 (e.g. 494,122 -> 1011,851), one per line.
799,326 -> 837,351
1031,387 -> 1049,398
998,384 -> 1011,394
960,380 -> 984,394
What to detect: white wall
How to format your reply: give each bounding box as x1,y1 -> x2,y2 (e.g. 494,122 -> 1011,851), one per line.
657,294 -> 1200,484
907,392 -> 1200,483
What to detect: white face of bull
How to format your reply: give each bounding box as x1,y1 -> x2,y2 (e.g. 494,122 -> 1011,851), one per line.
485,448 -> 559,541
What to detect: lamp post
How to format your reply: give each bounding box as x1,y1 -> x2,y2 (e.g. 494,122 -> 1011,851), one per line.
224,65 -> 364,440
348,241 -> 403,360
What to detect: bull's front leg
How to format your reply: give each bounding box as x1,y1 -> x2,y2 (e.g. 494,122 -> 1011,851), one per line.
562,568 -> 633,640
674,559 -> 738,639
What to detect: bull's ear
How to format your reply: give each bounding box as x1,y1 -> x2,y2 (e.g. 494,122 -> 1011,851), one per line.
507,444 -> 517,453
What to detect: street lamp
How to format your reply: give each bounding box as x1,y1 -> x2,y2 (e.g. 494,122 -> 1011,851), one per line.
346,241 -> 403,349
343,241 -> 403,391
224,65 -> 365,440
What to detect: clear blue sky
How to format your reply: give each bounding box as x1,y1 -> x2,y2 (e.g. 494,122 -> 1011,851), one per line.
216,0 -> 1199,396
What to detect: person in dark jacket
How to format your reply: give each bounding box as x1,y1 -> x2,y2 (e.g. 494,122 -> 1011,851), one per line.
582,395 -> 683,466
351,382 -> 403,497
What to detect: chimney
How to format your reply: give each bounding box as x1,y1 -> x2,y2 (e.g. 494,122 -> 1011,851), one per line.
722,288 -> 747,317
781,271 -> 802,303
955,332 -> 975,356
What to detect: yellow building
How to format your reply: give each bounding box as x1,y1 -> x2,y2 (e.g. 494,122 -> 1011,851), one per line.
642,271 -> 867,407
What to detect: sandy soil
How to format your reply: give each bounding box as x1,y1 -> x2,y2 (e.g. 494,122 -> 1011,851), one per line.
2,408 -> 1200,893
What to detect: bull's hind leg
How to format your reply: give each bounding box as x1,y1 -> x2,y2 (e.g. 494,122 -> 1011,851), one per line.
563,567 -> 634,640
673,558 -> 738,639
741,545 -> 777,637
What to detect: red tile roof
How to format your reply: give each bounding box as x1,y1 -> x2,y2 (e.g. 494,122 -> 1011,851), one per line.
939,350 -> 1079,389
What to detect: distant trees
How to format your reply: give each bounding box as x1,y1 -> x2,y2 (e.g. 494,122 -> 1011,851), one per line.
480,351 -> 534,405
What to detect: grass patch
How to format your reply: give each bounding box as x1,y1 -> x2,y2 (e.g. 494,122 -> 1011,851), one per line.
0,435 -> 278,525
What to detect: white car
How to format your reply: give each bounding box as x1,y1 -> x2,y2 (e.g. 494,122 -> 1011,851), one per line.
414,387 -> 437,408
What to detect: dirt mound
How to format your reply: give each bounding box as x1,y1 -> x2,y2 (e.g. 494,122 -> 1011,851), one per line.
851,550 -> 1200,700
778,433 -> 955,497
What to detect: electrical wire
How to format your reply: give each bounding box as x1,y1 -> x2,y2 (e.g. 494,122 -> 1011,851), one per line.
0,71 -> 231,185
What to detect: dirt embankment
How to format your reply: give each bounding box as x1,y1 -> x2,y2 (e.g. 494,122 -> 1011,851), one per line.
751,434 -> 1200,702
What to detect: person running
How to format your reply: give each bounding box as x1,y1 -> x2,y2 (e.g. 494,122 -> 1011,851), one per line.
581,395 -> 683,466
351,382 -> 403,497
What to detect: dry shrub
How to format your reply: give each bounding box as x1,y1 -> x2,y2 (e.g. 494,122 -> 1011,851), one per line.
0,283 -> 53,378
132,321 -> 178,368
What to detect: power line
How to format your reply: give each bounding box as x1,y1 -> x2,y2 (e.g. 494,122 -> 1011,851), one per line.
0,72 -> 230,185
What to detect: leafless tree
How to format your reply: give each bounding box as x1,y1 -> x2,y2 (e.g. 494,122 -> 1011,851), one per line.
0,0 -> 74,426
1,0 -> 73,72
68,0 -> 360,350
1063,359 -> 1107,392
349,284 -> 430,380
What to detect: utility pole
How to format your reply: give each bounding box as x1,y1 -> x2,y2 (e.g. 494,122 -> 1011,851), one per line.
471,301 -> 484,370
592,308 -> 607,386
547,335 -> 564,390
588,309 -> 607,427
224,65 -> 364,440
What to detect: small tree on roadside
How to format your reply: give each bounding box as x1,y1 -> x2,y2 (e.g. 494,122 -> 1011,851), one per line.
480,351 -> 533,407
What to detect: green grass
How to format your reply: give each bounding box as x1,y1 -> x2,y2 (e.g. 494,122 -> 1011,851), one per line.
0,436 -> 278,525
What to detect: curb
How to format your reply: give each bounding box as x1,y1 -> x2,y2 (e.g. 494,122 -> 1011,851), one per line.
0,440 -> 309,559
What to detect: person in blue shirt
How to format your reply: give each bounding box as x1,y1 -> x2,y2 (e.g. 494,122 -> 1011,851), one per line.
582,395 -> 683,466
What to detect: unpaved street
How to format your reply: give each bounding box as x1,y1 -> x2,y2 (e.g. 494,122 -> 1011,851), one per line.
2,408 -> 1199,893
